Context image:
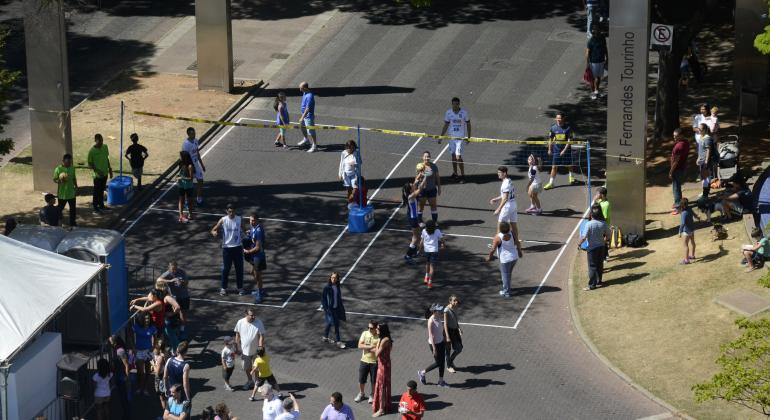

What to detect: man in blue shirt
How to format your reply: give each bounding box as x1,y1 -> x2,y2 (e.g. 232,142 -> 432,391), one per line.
298,81 -> 319,153
245,213 -> 267,303
164,384 -> 190,419
578,204 -> 611,290
545,113 -> 578,189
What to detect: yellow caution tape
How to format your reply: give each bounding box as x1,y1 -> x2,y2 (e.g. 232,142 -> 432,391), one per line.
134,111 -> 586,146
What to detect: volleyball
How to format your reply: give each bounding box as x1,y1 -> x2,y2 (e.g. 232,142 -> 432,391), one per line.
58,172 -> 68,181
415,163 -> 425,172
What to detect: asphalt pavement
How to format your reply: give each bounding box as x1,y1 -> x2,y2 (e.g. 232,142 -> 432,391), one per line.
117,8 -> 674,420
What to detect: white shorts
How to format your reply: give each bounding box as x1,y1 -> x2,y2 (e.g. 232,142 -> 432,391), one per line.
449,139 -> 465,157
499,201 -> 518,223
529,181 -> 543,195
136,349 -> 152,361
192,162 -> 204,181
342,171 -> 357,188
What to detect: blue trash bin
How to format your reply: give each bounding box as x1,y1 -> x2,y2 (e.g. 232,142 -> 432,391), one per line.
348,205 -> 375,233
107,175 -> 134,205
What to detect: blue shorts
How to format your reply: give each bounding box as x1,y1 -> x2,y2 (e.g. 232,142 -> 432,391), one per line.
420,188 -> 438,199
425,252 -> 439,263
279,128 -> 287,136
302,117 -> 316,136
408,217 -> 420,229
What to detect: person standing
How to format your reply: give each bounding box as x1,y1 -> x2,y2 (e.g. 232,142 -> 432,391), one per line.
584,0 -> 599,36
87,133 -> 113,213
402,174 -> 425,263
578,205 -> 611,291
211,204 -> 245,296
39,193 -> 61,227
53,153 -> 78,227
221,337 -> 236,391
233,307 -> 266,390
261,384 -> 284,420
182,127 -> 206,205
544,113 -> 577,189
339,140 -> 359,196
372,323 -> 392,417
418,304 -> 448,388
274,92 -> 290,148
669,128 -> 689,215
164,341 -> 192,404
526,155 -> 543,214
586,26 -> 608,99
244,213 -> 267,303
486,223 -> 523,297
442,296 -> 463,372
297,81 -> 318,153
398,381 -> 426,420
321,272 -> 347,348
417,151 -> 440,223
490,166 -> 520,243
158,261 -> 190,324
92,359 -> 112,420
354,321 -> 380,403
439,97 -> 471,183
697,124 -> 717,199
134,313 -> 157,396
419,220 -> 445,289
320,392 -> 355,420
593,187 -> 611,226
177,151 -> 195,223
678,197 -> 699,264
275,393 -> 299,420
692,103 -> 710,144
125,133 -> 148,190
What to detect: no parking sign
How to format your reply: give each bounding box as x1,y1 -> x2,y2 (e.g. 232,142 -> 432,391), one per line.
650,23 -> 673,51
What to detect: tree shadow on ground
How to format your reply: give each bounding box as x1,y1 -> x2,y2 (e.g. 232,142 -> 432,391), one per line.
88,0 -> 583,30
258,86 -> 415,98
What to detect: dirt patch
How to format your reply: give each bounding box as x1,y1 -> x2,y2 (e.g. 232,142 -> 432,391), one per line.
0,72 -> 242,227
573,182 -> 770,419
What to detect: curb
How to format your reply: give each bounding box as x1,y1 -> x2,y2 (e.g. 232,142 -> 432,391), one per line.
567,249 -> 694,420
111,80 -> 265,232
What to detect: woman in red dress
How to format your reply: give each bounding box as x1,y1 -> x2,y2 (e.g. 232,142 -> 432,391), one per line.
372,323 -> 392,417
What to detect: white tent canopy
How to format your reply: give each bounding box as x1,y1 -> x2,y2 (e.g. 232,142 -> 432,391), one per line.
0,235 -> 104,363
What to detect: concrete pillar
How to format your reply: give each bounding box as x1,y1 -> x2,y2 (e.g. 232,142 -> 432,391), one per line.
606,0 -> 650,236
24,0 -> 72,192
734,0 -> 768,117
195,0 -> 234,92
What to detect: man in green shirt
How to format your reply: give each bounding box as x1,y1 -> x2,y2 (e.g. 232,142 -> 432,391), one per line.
53,153 -> 78,227
87,134 -> 112,213
594,187 -> 611,225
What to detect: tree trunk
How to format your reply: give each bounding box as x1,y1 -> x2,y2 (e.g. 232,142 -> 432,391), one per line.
652,6 -> 705,140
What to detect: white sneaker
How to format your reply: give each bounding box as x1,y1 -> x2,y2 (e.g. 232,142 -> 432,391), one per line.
368,396 -> 373,404
307,145 -> 317,153
354,392 -> 366,403
298,138 -> 309,146
590,93 -> 597,100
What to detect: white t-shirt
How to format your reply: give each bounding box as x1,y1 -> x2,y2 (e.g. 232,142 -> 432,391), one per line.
220,215 -> 242,248
339,151 -> 357,176
444,108 -> 470,137
92,372 -> 112,398
182,138 -> 201,166
500,177 -> 515,201
221,346 -> 235,368
263,396 -> 285,420
275,410 -> 300,420
234,317 -> 266,356
421,229 -> 443,253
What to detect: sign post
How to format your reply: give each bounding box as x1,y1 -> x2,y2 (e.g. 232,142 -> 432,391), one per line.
606,0 -> 651,237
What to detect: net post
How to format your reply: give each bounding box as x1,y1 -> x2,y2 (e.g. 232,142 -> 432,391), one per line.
586,139 -> 592,210
356,124 -> 363,209
119,100 -> 124,177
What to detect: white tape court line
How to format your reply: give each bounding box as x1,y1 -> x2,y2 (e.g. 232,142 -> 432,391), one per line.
122,118 -> 243,235
341,310 -> 517,330
512,207 -> 589,329
282,136 -> 425,307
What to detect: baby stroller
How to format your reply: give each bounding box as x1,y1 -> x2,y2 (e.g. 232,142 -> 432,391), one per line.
716,134 -> 739,184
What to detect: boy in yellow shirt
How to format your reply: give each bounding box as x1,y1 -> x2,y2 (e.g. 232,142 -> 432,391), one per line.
249,347 -> 281,401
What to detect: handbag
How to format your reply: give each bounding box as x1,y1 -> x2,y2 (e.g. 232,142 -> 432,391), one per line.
582,65 -> 593,86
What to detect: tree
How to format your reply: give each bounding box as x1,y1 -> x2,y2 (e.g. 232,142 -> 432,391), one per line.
0,26 -> 20,163
755,1 -> 770,54
651,0 -> 705,140
693,318 -> 770,416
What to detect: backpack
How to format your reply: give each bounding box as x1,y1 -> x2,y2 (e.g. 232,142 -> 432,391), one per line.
624,233 -> 646,248
609,225 -> 623,248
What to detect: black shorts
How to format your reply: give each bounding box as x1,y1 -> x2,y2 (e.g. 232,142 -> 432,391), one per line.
420,188 -> 438,199
408,217 -> 420,229
250,257 -> 266,272
256,375 -> 277,388
358,361 -> 377,385
178,187 -> 193,200
176,297 -> 190,311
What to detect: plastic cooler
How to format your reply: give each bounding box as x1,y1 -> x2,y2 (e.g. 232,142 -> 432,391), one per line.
348,205 -> 375,233
107,175 -> 134,205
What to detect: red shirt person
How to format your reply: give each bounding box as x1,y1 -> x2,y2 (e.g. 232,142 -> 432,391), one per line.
398,380 -> 425,420
669,128 -> 690,214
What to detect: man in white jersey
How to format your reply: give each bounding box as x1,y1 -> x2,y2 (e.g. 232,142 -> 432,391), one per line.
439,97 -> 471,184
490,166 -> 520,245
181,127 -> 206,205
210,203 -> 246,296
